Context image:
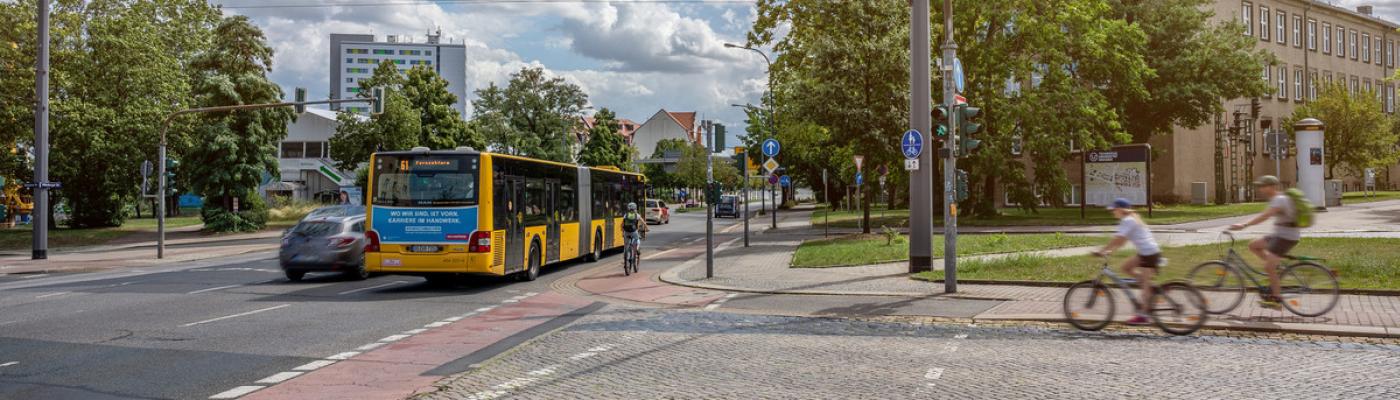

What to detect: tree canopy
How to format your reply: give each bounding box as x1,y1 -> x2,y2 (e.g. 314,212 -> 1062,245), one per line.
472,67 -> 588,162
577,108 -> 631,168
1286,84 -> 1399,180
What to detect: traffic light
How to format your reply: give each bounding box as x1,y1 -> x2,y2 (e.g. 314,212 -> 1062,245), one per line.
956,104 -> 982,155
371,87 -> 386,114
706,182 -> 723,204
165,158 -> 179,195
294,87 -> 307,114
932,105 -> 950,138
1250,98 -> 1261,120
955,169 -> 970,202
714,124 -> 726,150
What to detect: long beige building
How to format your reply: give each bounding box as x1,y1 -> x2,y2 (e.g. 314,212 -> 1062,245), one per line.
1147,1 -> 1399,203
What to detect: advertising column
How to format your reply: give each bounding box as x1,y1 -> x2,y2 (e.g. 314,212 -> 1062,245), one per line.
1294,118 -> 1325,207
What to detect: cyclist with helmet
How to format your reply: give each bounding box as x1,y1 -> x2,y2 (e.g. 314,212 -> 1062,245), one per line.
622,202 -> 649,256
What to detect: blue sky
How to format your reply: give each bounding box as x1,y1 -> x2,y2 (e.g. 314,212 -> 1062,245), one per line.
219,0 -> 769,148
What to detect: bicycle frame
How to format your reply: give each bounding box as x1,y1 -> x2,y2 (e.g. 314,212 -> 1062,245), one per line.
1092,263 -> 1148,312
1216,232 -> 1290,291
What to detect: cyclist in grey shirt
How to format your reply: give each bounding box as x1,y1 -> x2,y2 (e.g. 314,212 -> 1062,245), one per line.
1229,175 -> 1298,310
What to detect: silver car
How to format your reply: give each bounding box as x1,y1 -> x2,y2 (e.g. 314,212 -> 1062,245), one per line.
279,214 -> 368,281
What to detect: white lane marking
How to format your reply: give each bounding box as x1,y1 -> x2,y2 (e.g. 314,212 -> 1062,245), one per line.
925,367 -> 945,387
475,307 -> 495,313
404,328 -> 427,335
642,247 -> 678,260
356,342 -> 386,351
336,280 -> 407,295
379,334 -> 411,342
501,299 -> 519,303
0,361 -> 17,367
425,321 -> 452,328
444,316 -> 464,322
326,351 -> 360,360
466,390 -> 507,400
209,385 -> 264,399
34,291 -> 70,299
568,352 -> 596,360
703,293 -> 739,311
181,304 -> 290,327
954,334 -> 968,340
187,284 -> 243,295
20,274 -> 48,279
524,292 -> 538,296
255,371 -> 303,384
493,377 -> 538,390
527,364 -> 561,376
292,360 -> 336,371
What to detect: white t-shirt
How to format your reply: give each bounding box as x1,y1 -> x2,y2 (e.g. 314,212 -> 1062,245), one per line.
1269,194 -> 1302,241
1115,215 -> 1160,256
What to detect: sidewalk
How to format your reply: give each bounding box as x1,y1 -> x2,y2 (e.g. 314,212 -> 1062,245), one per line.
0,229 -> 282,276
661,205 -> 1400,337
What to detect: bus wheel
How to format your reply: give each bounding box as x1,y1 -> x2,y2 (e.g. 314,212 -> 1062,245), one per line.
587,232 -> 602,262
519,244 -> 541,282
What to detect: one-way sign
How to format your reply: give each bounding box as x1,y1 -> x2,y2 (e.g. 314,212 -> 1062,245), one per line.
902,129 -> 923,159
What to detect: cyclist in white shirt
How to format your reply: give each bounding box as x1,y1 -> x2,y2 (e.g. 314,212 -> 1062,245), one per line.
1093,198 -> 1162,326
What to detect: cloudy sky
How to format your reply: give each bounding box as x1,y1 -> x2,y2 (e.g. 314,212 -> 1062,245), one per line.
217,0 -> 768,148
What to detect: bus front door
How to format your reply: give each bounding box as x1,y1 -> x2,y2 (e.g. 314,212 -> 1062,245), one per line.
545,179 -> 560,263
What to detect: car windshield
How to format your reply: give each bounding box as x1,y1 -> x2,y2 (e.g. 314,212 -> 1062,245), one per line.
306,205 -> 363,219
290,221 -> 342,237
646,200 -> 658,208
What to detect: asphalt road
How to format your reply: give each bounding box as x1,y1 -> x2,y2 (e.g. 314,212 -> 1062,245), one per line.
0,211 -> 740,400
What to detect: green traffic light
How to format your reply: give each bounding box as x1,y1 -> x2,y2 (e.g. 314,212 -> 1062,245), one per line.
935,125 -> 948,137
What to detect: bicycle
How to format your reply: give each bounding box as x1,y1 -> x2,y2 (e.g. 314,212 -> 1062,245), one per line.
622,231 -> 641,276
1063,255 -> 1208,336
1185,231 -> 1339,317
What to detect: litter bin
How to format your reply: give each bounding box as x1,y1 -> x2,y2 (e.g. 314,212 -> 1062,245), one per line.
1325,179 -> 1343,207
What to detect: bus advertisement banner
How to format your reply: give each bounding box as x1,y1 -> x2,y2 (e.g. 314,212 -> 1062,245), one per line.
371,206 -> 478,243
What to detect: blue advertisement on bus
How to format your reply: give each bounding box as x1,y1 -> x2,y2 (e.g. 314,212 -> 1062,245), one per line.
371,206 -> 478,244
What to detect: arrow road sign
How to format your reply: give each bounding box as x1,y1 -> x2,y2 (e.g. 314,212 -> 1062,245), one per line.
763,158 -> 780,173
902,130 -> 923,159
952,57 -> 965,93
780,175 -> 791,187
762,138 -> 781,157
855,172 -> 863,186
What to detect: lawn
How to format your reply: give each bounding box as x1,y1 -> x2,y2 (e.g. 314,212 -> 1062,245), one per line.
791,232 -> 1104,268
913,237 -> 1400,290
1344,191 -> 1400,204
812,202 -> 1267,228
0,215 -> 203,251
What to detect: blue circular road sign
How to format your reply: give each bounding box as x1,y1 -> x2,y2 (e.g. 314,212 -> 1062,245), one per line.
779,175 -> 791,187
855,172 -> 864,186
762,138 -> 781,157
952,58 -> 965,93
901,129 -> 923,159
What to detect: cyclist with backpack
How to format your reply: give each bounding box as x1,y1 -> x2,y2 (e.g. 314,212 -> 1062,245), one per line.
622,202 -> 648,256
1230,175 -> 1311,310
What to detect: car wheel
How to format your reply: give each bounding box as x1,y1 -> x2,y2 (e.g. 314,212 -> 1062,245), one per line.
344,259 -> 370,281
285,270 -> 305,282
519,243 -> 541,282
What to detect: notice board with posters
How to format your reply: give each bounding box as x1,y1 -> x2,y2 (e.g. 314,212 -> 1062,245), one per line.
1081,144 -> 1152,217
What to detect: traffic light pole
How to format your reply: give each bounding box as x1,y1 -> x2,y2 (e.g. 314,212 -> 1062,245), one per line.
33,0 -> 51,260
908,0 -> 934,273
743,150 -> 750,247
154,97 -> 377,258
704,121 -> 714,278
940,0 -> 959,293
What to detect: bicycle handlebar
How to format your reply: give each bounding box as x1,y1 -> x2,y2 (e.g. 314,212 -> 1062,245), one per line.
1219,230 -> 1237,247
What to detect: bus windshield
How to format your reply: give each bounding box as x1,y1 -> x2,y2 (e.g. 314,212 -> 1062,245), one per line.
373,154 -> 479,207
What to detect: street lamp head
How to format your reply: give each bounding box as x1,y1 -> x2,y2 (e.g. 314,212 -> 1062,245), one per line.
724,42 -> 742,49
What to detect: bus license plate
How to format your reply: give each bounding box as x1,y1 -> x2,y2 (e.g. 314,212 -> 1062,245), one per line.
408,245 -> 442,253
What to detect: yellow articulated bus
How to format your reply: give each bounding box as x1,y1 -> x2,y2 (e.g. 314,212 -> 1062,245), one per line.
364,146 -> 646,283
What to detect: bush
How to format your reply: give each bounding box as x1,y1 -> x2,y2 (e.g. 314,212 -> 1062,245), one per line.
200,192 -> 269,233
268,200 -> 321,222
780,199 -> 796,210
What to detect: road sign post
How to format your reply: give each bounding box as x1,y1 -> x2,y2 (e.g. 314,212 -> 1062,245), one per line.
940,0 -> 959,293
705,121 -> 714,279
762,138 -> 780,230
738,147 -> 749,247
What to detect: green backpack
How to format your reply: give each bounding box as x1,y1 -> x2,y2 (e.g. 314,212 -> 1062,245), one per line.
1283,188 -> 1315,228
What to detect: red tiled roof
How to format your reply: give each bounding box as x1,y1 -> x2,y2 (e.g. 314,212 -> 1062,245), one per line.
665,111 -> 700,144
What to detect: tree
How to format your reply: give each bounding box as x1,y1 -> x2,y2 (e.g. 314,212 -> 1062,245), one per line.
184,15 -> 293,232
577,108 -> 630,168
403,65 -> 481,150
328,60 -> 421,171
1285,84 -> 1398,180
472,67 -> 588,162
642,138 -> 689,189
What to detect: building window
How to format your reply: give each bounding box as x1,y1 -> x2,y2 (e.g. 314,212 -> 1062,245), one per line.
1258,6 -> 1269,41
1351,76 -> 1359,93
1338,26 -> 1346,58
373,49 -> 394,55
1276,11 -> 1286,44
280,142 -> 304,159
1307,19 -> 1316,50
1292,15 -> 1302,47
1243,2 -> 1253,36
1365,79 -> 1372,95
1262,63 -> 1271,88
347,87 -> 361,93
1324,71 -> 1332,87
306,142 -> 325,158
1388,85 -> 1395,113
394,59 -> 406,65
1390,40 -> 1396,67
1376,37 -> 1383,65
1363,33 -> 1371,63
1294,68 -> 1303,101
1322,22 -> 1331,54
346,48 -> 367,54
1277,66 -> 1287,99
1309,70 -> 1318,100
345,58 -> 353,63
1350,30 -> 1358,60
345,77 -> 353,83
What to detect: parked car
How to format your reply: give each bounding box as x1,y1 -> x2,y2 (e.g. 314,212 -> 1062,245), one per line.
279,213 -> 369,281
645,199 -> 670,224
715,195 -> 741,218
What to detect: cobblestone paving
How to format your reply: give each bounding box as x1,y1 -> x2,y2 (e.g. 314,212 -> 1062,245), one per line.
422,307 -> 1400,400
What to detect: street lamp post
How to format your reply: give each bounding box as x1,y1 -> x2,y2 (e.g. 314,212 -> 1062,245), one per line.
725,43 -> 778,230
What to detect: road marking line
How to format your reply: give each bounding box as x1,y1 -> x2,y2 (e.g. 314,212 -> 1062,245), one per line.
255,371 -> 303,384
444,316 -> 464,322
181,304 -> 290,327
326,351 -> 360,360
356,342 -> 386,351
475,307 -> 495,312
501,299 -> 519,303
703,293 -> 739,310
954,334 -> 968,339
642,248 -> 678,260
292,360 -> 336,371
187,284 -> 243,294
568,352 -> 596,360
527,364 -> 561,376
493,377 -> 538,390
34,291 -> 70,299
336,280 -> 406,295
425,321 -> 452,328
524,292 -> 538,296
404,328 -> 427,334
703,303 -> 722,310
20,274 -> 48,279
0,361 -> 17,367
466,390 -> 507,400
209,385 -> 264,399
379,334 -> 411,342
925,367 -> 944,380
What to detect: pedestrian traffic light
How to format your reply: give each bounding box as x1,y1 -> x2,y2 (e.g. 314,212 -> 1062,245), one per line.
932,105 -> 950,138
956,104 -> 982,155
955,169 -> 970,202
164,158 -> 178,195
294,87 -> 307,114
371,87 -> 386,114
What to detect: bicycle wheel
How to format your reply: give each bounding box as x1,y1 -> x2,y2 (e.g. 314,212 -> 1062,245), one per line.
1063,280 -> 1115,331
1185,261 -> 1245,314
623,247 -> 634,276
1149,282 -> 1207,336
1279,262 -> 1339,317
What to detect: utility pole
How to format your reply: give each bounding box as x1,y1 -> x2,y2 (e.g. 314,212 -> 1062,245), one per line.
704,120 -> 715,278
743,147 -> 750,247
940,0 -> 960,293
33,0 -> 51,260
908,0 -> 934,273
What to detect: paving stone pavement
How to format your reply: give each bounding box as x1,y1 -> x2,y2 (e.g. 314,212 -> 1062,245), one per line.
421,306 -> 1400,400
